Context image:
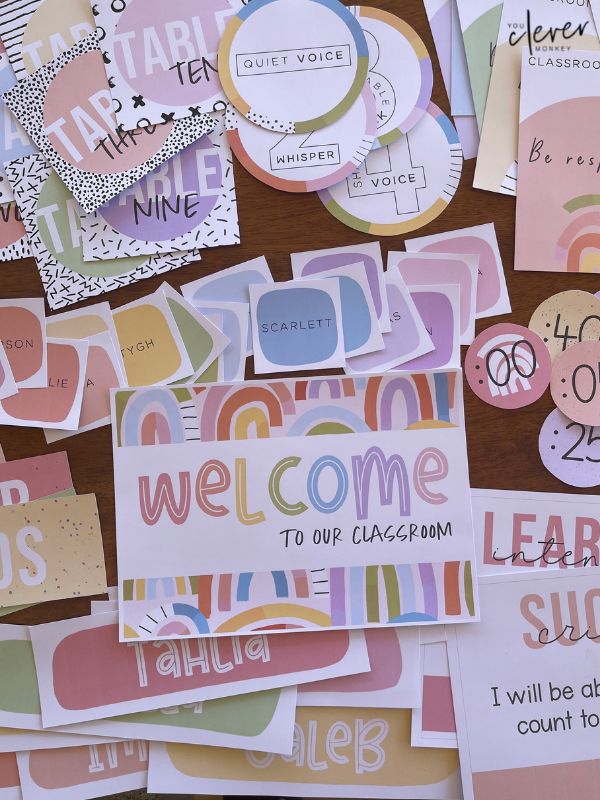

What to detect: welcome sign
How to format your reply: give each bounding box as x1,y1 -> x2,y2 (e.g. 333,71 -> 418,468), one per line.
111,371 -> 478,641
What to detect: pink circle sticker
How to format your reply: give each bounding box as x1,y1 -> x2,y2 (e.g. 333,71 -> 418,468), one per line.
465,323 -> 551,409
539,407 -> 600,487
43,51 -> 171,173
550,340 -> 600,426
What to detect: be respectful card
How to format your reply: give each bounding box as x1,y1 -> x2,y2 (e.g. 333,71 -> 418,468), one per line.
298,627 -> 420,708
0,338 -> 88,430
92,0 -> 244,129
345,272 -> 434,373
0,54 -> 37,204
0,298 -> 46,389
112,291 -> 194,386
297,262 -> 384,358
112,372 -> 478,641
80,120 -> 239,258
65,688 -> 297,755
472,488 -> 600,576
249,279 -> 346,373
190,300 -> 248,383
291,241 -> 391,333
181,256 -> 273,355
411,633 -> 457,749
473,0 -> 597,196
390,251 -> 478,345
448,569 -> 600,800
515,50 -> 600,273
160,285 -> 229,380
0,452 -> 73,506
6,154 -> 200,310
17,741 -> 148,800
147,706 -> 462,798
455,0 -> 503,130
2,34 -> 216,214
405,223 -> 510,319
0,494 -> 106,607
399,284 -> 461,371
30,611 -> 369,726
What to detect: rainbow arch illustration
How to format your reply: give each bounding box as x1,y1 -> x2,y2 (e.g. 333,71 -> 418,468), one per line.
557,201 -> 600,272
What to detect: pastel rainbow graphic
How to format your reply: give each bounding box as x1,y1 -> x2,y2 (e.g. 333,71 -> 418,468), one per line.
120,559 -> 475,639
115,373 -> 460,447
557,199 -> 600,272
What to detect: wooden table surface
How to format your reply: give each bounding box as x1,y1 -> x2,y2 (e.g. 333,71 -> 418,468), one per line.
2,0 -> 597,632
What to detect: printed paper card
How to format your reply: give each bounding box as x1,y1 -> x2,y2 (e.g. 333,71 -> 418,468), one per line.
29,611 -> 369,726
2,34 -> 216,214
112,291 -> 194,387
592,0 -> 600,34
0,752 -> 18,800
0,728 -> 117,753
291,242 -> 391,333
473,0 -> 597,196
399,285 -> 461,371
411,633 -> 457,749
472,488 -> 600,576
0,298 -> 46,389
249,279 -> 346,374
455,0 -> 503,130
0,338 -> 88,430
160,284 -> 229,380
111,371 -> 478,641
0,0 -> 96,79
389,251 -> 478,345
6,154 -> 200,310
405,223 -> 510,319
298,627 -> 421,708
147,706 -> 462,798
62,689 -> 297,755
345,272 -> 434,373
217,0 -> 369,134
515,51 -> 600,273
296,263 -> 384,359
0,494 -> 106,607
422,0 -> 480,160
0,202 -> 31,260
449,0 -> 475,116
448,569 -> 600,800
181,256 -> 273,355
0,625 -> 43,730
0,452 -> 73,506
80,120 -> 239,258
190,300 -> 248,383
0,344 -> 16,401
0,54 -> 37,205
93,0 -> 244,130
17,741 -> 148,800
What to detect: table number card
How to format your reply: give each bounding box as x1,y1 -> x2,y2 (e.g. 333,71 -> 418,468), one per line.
516,50 -> 600,273
111,371 -> 478,641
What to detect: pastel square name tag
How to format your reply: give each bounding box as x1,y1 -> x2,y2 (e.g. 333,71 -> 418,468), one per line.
0,338 -> 88,430
190,300 -> 248,383
0,298 -> 46,389
250,279 -> 346,373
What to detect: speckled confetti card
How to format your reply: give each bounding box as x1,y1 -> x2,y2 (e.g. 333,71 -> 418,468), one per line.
0,494 -> 106,607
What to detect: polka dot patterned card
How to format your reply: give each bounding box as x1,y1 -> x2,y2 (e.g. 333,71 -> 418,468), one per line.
2,34 -> 216,214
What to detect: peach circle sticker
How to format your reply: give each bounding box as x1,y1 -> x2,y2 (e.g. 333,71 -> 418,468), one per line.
465,323 -> 551,410
550,340 -> 600,426
529,290 -> 600,362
